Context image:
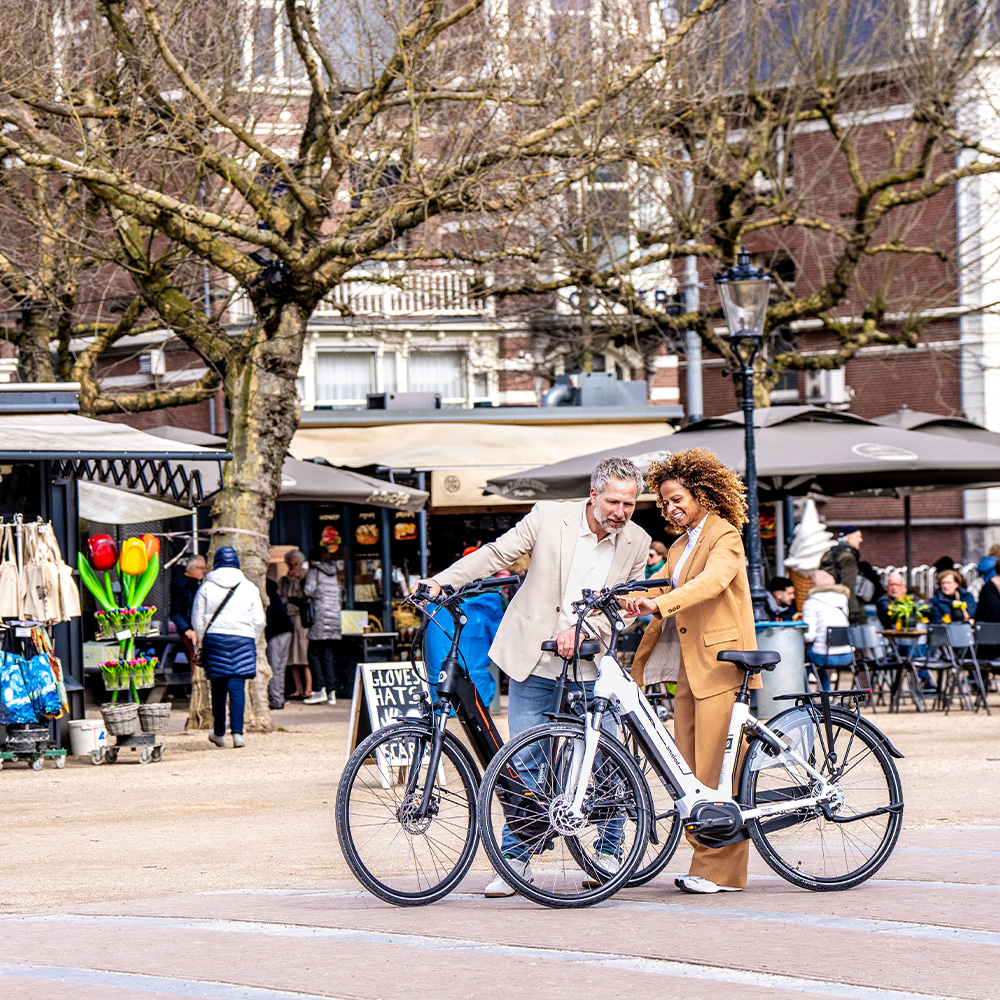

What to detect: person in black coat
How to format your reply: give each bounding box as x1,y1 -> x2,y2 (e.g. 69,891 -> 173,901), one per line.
170,554 -> 206,666
974,558 -> 1000,659
265,576 -> 293,710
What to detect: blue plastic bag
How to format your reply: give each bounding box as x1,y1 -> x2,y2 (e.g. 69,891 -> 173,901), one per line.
0,651 -> 37,724
22,653 -> 63,718
423,593 -> 503,707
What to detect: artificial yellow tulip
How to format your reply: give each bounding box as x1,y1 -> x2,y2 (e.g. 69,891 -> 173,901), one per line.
118,537 -> 149,577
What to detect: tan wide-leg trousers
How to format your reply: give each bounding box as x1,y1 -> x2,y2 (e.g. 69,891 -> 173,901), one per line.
673,662 -> 750,889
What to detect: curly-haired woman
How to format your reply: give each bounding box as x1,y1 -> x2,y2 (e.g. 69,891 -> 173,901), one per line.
621,447 -> 759,895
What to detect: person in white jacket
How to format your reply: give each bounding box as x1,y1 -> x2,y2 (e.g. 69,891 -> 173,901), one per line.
801,569 -> 853,692
192,546 -> 265,747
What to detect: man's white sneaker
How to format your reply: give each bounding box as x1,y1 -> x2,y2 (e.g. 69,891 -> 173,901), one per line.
232,734 -> 245,748
484,858 -> 532,897
674,875 -> 742,894
303,689 -> 328,704
582,853 -> 621,889
327,694 -> 337,705
208,732 -> 226,747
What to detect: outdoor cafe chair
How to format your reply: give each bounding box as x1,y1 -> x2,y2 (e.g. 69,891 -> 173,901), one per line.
973,621 -> 1000,700
924,623 -> 990,715
846,624 -> 893,706
819,626 -> 855,692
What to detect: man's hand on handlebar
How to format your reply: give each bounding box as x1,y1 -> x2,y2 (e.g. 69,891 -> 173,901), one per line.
411,579 -> 441,599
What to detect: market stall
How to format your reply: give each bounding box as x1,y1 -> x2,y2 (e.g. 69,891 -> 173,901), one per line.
0,384 -> 229,748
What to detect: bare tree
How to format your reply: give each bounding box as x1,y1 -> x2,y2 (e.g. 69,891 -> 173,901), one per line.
0,0 -> 728,727
478,0 -> 1000,403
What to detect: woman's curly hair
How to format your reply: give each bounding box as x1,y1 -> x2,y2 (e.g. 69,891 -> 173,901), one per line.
646,448 -> 748,534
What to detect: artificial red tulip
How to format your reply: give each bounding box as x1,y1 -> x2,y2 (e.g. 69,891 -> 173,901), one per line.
86,534 -> 118,572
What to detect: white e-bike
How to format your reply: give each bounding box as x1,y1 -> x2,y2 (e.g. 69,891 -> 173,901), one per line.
476,580 -> 904,907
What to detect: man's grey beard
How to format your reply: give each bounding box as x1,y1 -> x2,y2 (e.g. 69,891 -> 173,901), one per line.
597,512 -> 625,536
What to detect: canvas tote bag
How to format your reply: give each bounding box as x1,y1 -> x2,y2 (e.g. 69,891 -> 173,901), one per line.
38,523 -> 80,621
0,525 -> 20,619
22,523 -> 60,624
641,615 -> 681,686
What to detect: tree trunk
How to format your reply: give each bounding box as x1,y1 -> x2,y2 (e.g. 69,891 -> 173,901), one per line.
185,655 -> 212,731
18,307 -> 56,382
185,304 -> 308,734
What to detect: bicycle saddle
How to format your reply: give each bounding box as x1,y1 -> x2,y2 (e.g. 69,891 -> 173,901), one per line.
717,649 -> 781,671
539,639 -> 602,659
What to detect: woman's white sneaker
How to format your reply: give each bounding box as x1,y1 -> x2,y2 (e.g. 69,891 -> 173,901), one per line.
484,858 -> 532,897
303,688 -> 328,704
674,875 -> 742,894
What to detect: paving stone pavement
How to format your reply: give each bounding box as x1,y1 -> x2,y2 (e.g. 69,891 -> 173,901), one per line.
2,823 -> 997,1000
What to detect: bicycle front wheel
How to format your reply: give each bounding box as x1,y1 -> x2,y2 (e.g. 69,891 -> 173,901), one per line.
739,707 -> 903,891
477,721 -> 650,908
336,722 -> 480,905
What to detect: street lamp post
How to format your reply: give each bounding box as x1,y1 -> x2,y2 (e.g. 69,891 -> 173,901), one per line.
714,247 -> 772,621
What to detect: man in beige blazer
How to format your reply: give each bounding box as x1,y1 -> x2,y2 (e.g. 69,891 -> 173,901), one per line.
418,456 -> 650,894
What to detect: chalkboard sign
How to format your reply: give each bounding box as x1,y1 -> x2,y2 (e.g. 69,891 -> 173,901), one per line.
346,661 -> 431,786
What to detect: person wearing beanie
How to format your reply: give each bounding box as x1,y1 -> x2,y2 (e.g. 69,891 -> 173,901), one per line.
192,546 -> 265,748
819,525 -> 865,624
801,569 -> 852,692
975,556 -> 1000,659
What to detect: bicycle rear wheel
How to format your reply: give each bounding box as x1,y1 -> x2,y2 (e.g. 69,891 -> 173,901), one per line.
477,721 -> 649,908
336,721 -> 480,905
739,707 -> 903,891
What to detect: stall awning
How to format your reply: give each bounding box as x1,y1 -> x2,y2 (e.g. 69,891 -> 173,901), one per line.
145,426 -> 428,511
0,412 -> 229,507
290,418 -> 674,507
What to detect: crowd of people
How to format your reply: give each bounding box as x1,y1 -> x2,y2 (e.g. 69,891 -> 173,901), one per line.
760,525 -> 1000,692
169,541 -> 348,748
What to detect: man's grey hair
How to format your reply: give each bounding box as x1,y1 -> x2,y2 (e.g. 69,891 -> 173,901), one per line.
591,456 -> 645,496
186,554 -> 206,571
284,549 -> 306,563
886,572 -> 905,585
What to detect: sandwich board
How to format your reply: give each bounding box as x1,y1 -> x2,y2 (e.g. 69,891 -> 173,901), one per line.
346,660 -> 433,788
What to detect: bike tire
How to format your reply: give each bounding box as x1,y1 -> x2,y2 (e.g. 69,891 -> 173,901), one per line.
739,706 -> 903,891
336,721 -> 480,905
477,721 -> 650,908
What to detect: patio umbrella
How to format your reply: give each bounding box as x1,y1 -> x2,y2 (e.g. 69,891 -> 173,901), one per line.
144,426 -> 428,511
485,406 -> 1000,500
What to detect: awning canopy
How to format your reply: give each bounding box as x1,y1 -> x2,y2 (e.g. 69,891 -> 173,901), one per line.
78,480 -> 194,524
485,405 -> 1000,500
0,412 -> 229,507
145,426 -> 429,511
290,419 -> 673,507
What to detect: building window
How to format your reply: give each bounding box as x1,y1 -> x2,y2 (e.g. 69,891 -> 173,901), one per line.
315,352 -> 375,406
409,351 -> 465,400
247,1 -> 307,84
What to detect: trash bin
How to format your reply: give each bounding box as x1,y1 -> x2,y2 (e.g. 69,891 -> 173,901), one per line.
68,719 -> 107,756
754,621 -> 808,721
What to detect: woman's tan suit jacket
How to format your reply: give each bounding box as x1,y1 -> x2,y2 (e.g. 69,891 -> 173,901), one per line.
631,512 -> 760,698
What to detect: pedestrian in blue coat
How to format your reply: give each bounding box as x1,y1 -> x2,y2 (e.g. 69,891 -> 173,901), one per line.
192,547 -> 265,748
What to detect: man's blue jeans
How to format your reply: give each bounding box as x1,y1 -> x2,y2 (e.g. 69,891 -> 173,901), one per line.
501,672 -> 624,861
